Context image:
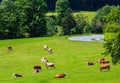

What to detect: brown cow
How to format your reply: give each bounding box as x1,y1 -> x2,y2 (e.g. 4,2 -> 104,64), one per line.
97,58 -> 109,64
33,65 -> 42,73
100,64 -> 110,72
86,62 -> 94,65
54,73 -> 67,78
8,46 -> 12,51
13,73 -> 22,77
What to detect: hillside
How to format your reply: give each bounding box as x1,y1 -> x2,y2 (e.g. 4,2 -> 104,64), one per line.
46,11 -> 96,23
0,36 -> 120,83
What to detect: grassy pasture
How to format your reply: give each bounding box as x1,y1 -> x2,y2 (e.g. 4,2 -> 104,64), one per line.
46,11 -> 96,22
0,36 -> 120,83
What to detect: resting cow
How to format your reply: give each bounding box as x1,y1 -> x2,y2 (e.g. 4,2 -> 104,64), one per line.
44,45 -> 48,50
13,73 -> 22,77
48,48 -> 53,54
45,62 -> 55,68
100,64 -> 110,72
97,58 -> 109,64
86,62 -> 94,65
54,73 -> 66,78
41,57 -> 48,63
33,65 -> 42,73
8,46 -> 12,51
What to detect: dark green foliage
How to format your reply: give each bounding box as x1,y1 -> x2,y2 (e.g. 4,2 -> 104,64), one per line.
0,0 -> 47,39
103,5 -> 120,65
46,16 -> 57,36
104,32 -> 120,65
0,0 -> 20,39
24,0 -> 47,37
74,14 -> 87,34
104,23 -> 120,33
55,0 -> 69,13
61,8 -> 76,35
83,24 -> 92,34
91,4 -> 112,33
106,6 -> 120,24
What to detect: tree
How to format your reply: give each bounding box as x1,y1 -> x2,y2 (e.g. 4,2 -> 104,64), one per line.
0,0 -> 47,39
104,32 -> 120,65
55,0 -> 69,13
24,0 -> 47,37
103,6 -> 120,65
0,0 -> 19,39
91,4 -> 112,33
111,32 -> 120,64
46,16 -> 57,36
74,14 -> 87,34
61,8 -> 76,35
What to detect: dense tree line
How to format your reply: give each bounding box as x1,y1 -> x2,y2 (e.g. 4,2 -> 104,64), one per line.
45,0 -> 120,11
0,0 -> 47,39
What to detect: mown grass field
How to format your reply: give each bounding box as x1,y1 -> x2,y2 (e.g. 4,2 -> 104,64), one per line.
0,36 -> 120,83
46,11 -> 96,22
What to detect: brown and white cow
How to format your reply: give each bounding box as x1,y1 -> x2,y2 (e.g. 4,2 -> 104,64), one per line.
13,73 -> 22,77
33,65 -> 42,73
45,62 -> 55,68
8,46 -> 12,51
54,73 -> 67,78
100,64 -> 110,72
41,57 -> 48,63
48,48 -> 53,54
97,58 -> 109,64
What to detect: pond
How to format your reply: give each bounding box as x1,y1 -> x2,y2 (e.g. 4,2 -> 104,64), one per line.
68,35 -> 104,42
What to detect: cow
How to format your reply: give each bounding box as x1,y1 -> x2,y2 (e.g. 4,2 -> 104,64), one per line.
100,64 -> 110,72
48,48 -> 53,54
97,58 -> 109,64
41,57 -> 48,63
100,60 -> 109,64
33,65 -> 42,73
13,73 -> 22,77
86,62 -> 94,65
45,62 -> 55,68
54,73 -> 67,78
8,46 -> 12,51
44,45 -> 48,50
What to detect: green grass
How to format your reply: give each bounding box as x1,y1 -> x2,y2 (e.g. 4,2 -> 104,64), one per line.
46,11 -> 96,23
73,11 -> 96,22
0,36 -> 120,83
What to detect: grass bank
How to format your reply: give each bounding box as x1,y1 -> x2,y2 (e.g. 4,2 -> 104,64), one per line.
0,36 -> 120,83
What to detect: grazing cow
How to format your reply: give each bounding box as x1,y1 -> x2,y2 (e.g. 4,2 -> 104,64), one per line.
97,58 -> 109,64
45,62 -> 55,68
86,62 -> 94,65
44,45 -> 48,50
41,57 -> 48,63
100,64 -> 110,72
13,73 -> 22,77
54,73 -> 66,78
33,65 -> 42,73
48,48 -> 53,54
100,60 -> 109,64
8,46 -> 12,51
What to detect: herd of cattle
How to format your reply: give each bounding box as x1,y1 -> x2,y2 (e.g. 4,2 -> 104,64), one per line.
8,45 -> 66,78
87,58 -> 110,72
7,45 -> 110,78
